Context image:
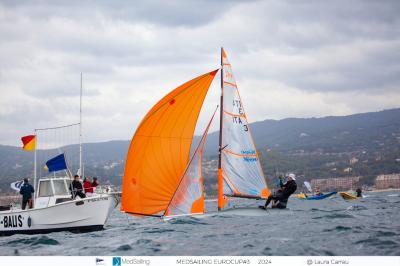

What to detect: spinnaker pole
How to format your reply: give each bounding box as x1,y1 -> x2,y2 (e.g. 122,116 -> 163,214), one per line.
217,47 -> 224,211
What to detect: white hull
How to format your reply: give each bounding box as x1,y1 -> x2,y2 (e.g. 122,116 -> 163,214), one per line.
0,194 -> 119,236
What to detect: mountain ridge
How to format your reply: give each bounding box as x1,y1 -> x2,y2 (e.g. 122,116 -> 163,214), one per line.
0,107 -> 399,192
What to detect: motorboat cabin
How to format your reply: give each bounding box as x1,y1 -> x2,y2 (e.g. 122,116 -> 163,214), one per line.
35,177 -> 73,208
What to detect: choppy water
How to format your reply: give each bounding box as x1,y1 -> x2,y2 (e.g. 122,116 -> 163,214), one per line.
1,191 -> 399,256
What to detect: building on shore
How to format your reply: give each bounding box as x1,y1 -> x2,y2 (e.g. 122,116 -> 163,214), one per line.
375,174 -> 400,189
311,176 -> 361,191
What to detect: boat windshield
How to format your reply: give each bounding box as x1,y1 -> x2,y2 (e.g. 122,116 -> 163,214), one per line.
38,180 -> 53,197
53,179 -> 69,196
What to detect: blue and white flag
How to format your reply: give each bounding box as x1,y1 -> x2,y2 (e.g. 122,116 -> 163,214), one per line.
10,180 -> 24,191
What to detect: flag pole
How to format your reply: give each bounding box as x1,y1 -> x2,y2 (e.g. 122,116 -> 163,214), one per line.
34,129 -> 37,199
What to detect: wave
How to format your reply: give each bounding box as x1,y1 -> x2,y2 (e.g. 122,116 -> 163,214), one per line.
115,244 -> 132,251
168,218 -> 209,225
7,236 -> 59,246
323,225 -> 352,232
312,213 -> 355,219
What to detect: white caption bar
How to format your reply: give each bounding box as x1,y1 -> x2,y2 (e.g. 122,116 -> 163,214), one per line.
0,256 -> 399,266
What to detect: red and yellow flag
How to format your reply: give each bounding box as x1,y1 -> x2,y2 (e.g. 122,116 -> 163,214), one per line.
21,135 -> 36,151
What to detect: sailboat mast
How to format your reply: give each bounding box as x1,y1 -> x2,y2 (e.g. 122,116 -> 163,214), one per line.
217,47 -> 224,210
79,72 -> 83,178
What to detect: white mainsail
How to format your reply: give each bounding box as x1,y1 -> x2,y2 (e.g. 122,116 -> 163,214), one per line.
218,48 -> 269,209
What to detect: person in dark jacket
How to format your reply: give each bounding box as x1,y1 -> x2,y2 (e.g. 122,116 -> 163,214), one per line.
91,177 -> 99,189
356,188 -> 362,198
70,175 -> 86,199
259,173 -> 297,209
20,178 -> 34,210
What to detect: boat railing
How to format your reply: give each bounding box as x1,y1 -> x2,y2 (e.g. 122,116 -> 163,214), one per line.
0,195 -> 20,211
0,184 -> 120,210
92,185 -> 121,195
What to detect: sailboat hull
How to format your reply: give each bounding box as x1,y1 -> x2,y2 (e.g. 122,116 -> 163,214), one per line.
299,191 -> 337,200
339,192 -> 359,200
0,194 -> 119,236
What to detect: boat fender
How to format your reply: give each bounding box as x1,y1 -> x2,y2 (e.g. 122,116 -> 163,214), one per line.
27,216 -> 32,227
75,201 -> 84,206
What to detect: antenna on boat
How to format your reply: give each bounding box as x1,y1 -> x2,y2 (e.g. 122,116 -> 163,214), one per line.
217,47 -> 224,211
79,72 -> 83,179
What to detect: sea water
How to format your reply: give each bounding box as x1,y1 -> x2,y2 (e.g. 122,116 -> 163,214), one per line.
0,191 -> 399,256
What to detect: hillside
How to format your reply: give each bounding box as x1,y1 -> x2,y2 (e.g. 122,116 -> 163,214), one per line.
203,108 -> 400,155
1,108 -> 399,193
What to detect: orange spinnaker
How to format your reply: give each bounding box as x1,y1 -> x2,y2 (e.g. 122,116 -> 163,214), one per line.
121,70 -> 218,215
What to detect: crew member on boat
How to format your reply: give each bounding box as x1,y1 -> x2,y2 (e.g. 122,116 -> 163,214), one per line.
70,175 -> 86,199
260,173 -> 297,209
20,178 -> 34,210
92,177 -> 99,189
83,177 -> 93,194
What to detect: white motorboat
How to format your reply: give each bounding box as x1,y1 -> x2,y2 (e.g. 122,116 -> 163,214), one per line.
1,74 -> 121,236
0,177 -> 120,236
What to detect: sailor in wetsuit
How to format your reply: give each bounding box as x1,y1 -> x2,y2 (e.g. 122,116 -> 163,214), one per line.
259,173 -> 297,209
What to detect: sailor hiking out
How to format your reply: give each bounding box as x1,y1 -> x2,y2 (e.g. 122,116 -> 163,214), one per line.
260,173 -> 297,209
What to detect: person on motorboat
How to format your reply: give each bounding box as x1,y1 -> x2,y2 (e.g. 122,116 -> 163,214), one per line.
91,177 -> 99,191
20,178 -> 34,210
83,176 -> 93,194
259,173 -> 297,209
356,187 -> 362,198
70,175 -> 86,199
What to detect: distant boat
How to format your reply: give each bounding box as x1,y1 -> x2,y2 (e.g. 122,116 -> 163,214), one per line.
339,192 -> 360,200
298,181 -> 337,200
298,191 -> 337,200
121,48 -> 271,219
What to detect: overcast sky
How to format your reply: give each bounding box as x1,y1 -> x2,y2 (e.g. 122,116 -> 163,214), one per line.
0,0 -> 399,146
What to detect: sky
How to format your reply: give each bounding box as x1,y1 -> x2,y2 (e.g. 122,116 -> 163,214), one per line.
0,0 -> 399,146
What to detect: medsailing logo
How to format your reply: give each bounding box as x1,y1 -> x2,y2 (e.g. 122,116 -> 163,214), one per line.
112,257 -> 122,266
